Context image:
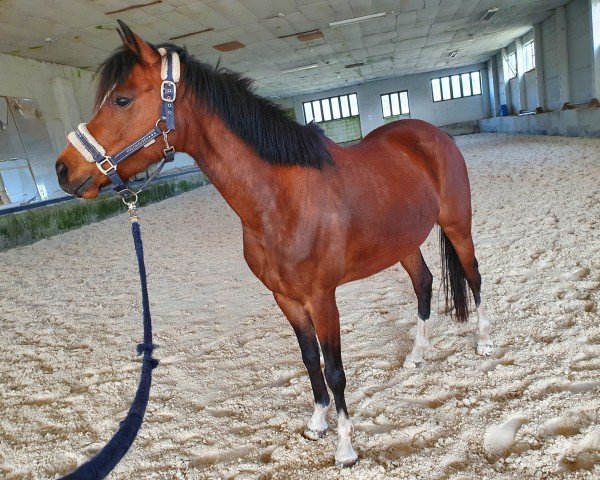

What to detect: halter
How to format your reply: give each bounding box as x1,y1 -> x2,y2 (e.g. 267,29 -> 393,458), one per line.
67,48 -> 180,199
57,50 -> 180,479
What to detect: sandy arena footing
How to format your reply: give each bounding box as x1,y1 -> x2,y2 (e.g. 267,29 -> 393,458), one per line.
0,133 -> 599,479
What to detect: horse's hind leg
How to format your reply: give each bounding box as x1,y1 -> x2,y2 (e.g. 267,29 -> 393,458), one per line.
400,249 -> 433,368
274,293 -> 330,439
439,224 -> 493,356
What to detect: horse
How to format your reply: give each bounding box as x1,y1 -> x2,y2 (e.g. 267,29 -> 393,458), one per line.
55,22 -> 493,467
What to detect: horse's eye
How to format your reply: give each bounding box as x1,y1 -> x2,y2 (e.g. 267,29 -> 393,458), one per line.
115,96 -> 132,107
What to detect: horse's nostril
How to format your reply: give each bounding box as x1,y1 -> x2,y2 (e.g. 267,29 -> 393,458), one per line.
56,161 -> 68,180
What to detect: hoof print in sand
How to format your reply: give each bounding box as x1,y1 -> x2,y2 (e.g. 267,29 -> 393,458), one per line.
483,415 -> 528,459
558,429 -> 600,471
543,417 -> 581,437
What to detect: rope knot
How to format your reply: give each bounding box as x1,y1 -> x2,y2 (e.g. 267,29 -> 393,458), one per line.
136,342 -> 155,356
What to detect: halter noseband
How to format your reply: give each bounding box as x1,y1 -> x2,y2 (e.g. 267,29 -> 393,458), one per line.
67,48 -> 180,199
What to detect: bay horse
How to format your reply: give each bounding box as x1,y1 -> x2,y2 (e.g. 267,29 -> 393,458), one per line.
55,23 -> 493,467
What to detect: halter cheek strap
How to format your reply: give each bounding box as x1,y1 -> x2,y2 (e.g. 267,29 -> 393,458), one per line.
158,47 -> 178,131
66,50 -> 179,198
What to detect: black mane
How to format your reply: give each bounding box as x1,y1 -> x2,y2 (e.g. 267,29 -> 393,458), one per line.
96,44 -> 333,169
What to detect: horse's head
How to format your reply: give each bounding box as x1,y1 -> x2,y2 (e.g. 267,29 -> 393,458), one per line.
56,22 -> 172,198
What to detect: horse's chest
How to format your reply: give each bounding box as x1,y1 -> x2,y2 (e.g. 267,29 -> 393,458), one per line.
241,222 -> 318,295
241,229 -> 284,292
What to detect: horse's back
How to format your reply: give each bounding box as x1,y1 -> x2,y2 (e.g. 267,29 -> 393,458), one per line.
351,119 -> 466,181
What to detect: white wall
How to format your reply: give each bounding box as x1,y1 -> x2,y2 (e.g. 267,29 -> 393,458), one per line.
498,30 -> 538,114
542,14 -> 561,110
0,53 -> 95,156
567,0 -> 593,103
289,63 -> 490,137
483,0 -> 600,138
0,53 -> 96,201
0,52 -> 196,205
524,71 -> 539,111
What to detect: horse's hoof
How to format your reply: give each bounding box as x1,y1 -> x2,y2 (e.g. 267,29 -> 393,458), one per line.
477,342 -> 494,356
336,443 -> 358,467
303,428 -> 327,440
403,357 -> 425,369
336,454 -> 358,468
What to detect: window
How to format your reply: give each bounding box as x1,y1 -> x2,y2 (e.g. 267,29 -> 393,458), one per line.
381,91 -> 410,117
431,78 -> 442,102
451,75 -> 461,99
461,73 -> 472,96
431,70 -> 482,102
471,71 -> 481,95
506,51 -> 517,79
441,77 -> 452,100
303,93 -> 359,124
524,41 -> 535,72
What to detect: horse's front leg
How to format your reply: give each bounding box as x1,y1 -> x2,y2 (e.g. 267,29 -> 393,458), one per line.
274,293 -> 330,439
306,291 -> 358,467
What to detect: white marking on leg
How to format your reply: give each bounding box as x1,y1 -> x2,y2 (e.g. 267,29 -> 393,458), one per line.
476,300 -> 494,356
304,403 -> 329,440
335,412 -> 358,467
403,317 -> 429,368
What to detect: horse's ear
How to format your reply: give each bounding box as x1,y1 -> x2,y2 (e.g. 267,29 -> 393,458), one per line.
116,19 -> 160,66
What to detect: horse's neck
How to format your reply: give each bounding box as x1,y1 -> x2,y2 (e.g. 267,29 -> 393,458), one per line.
181,111 -> 277,229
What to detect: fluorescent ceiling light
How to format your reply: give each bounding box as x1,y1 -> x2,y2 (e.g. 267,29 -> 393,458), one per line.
329,12 -> 386,28
105,0 -> 161,15
481,7 -> 499,21
282,64 -> 319,73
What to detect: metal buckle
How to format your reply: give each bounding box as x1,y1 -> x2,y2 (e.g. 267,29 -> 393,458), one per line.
161,80 -> 177,102
97,156 -> 117,175
120,189 -> 138,204
155,117 -> 171,134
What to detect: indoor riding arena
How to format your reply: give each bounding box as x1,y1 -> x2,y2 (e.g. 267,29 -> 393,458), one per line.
1,1 -> 599,479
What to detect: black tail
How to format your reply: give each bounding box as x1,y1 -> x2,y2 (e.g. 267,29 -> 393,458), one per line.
439,229 -> 469,322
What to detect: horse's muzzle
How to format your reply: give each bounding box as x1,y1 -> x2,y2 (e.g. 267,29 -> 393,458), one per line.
56,159 -> 96,198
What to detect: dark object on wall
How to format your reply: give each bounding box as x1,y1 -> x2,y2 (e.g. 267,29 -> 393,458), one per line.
563,99 -> 600,110
499,104 -> 509,116
440,121 -> 480,136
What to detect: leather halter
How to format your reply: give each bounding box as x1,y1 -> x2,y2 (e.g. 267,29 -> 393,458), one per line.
67,49 -> 179,199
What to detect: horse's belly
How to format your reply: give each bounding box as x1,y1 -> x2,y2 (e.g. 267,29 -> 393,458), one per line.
341,204 -> 437,284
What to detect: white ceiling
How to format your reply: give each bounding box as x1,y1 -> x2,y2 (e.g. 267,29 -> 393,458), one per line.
0,0 -> 567,98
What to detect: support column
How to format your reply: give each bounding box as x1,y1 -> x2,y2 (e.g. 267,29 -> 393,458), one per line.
0,173 -> 9,205
515,37 -> 527,111
591,0 -> 600,99
555,6 -> 570,106
487,56 -> 500,116
500,48 -> 512,113
51,77 -> 83,134
534,24 -> 546,109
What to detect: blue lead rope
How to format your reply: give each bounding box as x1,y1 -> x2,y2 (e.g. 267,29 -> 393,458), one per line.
61,209 -> 158,480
